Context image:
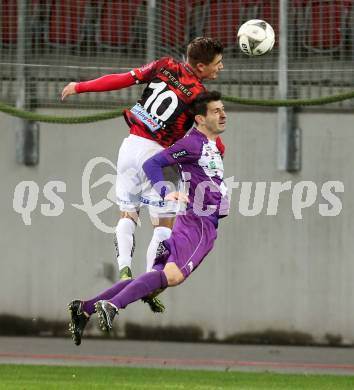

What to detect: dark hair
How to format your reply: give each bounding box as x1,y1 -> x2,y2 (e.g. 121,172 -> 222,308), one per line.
192,90 -> 222,117
187,37 -> 224,67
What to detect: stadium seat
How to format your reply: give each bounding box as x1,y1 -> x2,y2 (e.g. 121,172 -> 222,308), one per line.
301,0 -> 351,53
185,0 -> 209,40
1,0 -> 17,46
239,0 -> 262,24
156,0 -> 265,52
44,0 -> 88,48
1,0 -> 45,49
207,0 -> 240,47
159,0 -> 189,51
260,0 -> 279,44
95,0 -> 144,50
203,0 -> 269,49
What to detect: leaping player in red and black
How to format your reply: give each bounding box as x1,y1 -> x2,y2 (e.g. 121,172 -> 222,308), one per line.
61,37 -> 224,346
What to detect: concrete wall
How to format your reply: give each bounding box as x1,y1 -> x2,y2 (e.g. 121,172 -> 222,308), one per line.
1,109 -> 353,343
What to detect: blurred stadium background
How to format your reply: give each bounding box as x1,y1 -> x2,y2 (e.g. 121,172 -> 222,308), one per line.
1,0 -> 354,109
1,0 -> 354,347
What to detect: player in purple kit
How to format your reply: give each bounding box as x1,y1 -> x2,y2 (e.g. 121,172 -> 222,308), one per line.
68,91 -> 229,341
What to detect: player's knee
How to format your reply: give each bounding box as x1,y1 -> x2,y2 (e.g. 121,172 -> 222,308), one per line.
158,217 -> 175,229
151,215 -> 175,229
116,217 -> 136,235
120,211 -> 139,224
152,226 -> 172,242
163,263 -> 184,286
167,274 -> 184,286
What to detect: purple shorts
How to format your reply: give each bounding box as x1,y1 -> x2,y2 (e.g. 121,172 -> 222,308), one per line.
153,213 -> 218,278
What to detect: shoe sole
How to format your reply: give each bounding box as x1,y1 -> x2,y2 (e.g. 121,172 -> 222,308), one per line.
95,302 -> 112,333
68,303 -> 81,346
144,297 -> 165,313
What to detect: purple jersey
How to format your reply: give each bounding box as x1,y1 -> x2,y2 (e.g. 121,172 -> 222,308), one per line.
143,127 -> 230,222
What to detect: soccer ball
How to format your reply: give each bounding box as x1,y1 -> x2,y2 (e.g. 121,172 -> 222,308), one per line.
237,19 -> 275,56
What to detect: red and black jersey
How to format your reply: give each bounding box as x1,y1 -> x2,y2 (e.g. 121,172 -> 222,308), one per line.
124,57 -> 206,148
75,57 -> 225,155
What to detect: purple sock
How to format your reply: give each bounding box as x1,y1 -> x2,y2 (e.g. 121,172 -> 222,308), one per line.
82,279 -> 132,315
109,271 -> 168,309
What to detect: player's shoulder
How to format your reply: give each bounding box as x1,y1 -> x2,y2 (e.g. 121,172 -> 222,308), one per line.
157,56 -> 178,67
157,57 -> 192,72
137,56 -> 173,72
182,128 -> 207,150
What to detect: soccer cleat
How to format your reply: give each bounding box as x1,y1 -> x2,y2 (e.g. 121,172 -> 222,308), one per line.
119,266 -> 132,281
142,295 -> 165,313
68,300 -> 90,346
95,300 -> 118,332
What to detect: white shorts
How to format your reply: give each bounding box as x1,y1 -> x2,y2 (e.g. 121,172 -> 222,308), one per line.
115,134 -> 180,217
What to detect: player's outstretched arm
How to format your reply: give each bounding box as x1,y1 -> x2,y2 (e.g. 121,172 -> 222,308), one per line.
61,72 -> 137,101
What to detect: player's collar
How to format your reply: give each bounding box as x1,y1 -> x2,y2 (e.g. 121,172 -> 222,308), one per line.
184,63 -> 201,81
193,127 -> 218,143
192,127 -> 209,141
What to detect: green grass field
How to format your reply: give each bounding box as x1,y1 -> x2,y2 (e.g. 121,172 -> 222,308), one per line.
1,365 -> 354,389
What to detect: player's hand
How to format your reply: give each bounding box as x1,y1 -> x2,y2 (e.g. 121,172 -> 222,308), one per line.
61,82 -> 77,101
164,191 -> 189,203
